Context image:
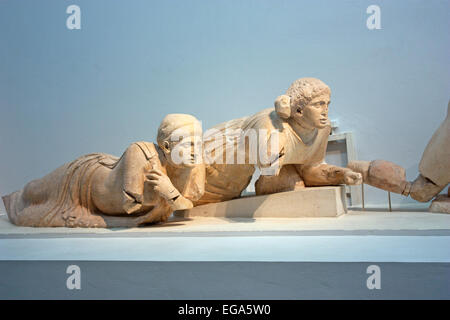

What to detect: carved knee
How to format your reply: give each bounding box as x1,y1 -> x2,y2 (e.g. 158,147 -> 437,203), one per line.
255,165 -> 304,195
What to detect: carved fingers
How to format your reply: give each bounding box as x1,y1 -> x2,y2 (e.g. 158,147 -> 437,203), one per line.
146,169 -> 166,193
344,171 -> 363,185
146,169 -> 180,200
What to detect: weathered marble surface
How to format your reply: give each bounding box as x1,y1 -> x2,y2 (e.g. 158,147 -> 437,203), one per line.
197,78 -> 362,205
8,77 -> 448,227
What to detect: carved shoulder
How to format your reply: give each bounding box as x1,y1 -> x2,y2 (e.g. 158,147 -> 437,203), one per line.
131,141 -> 158,161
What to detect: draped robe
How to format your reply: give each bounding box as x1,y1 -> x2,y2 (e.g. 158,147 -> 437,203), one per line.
3,142 -> 204,227
197,108 -> 331,205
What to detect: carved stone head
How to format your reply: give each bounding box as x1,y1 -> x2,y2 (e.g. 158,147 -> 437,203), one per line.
275,77 -> 331,129
157,114 -> 203,168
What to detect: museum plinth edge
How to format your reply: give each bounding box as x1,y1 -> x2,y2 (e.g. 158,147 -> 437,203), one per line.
175,186 -> 347,218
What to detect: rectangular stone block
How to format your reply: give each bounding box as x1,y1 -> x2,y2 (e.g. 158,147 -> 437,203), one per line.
175,186 -> 347,218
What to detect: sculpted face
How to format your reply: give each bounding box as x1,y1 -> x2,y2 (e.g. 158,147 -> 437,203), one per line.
162,123 -> 203,168
291,93 -> 330,129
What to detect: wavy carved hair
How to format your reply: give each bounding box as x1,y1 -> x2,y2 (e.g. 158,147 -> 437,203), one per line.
286,78 -> 331,110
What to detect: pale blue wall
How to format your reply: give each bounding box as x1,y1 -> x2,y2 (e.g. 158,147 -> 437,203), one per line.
0,0 -> 449,209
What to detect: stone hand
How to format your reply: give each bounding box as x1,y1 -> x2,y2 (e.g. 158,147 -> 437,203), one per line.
343,170 -> 363,185
146,169 -> 181,200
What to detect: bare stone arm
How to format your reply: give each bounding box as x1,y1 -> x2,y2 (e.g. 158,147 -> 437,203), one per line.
348,160 -> 446,202
255,163 -> 362,196
300,163 -> 362,187
347,101 -> 449,212
92,142 -> 194,216
145,169 -> 194,210
91,142 -> 153,215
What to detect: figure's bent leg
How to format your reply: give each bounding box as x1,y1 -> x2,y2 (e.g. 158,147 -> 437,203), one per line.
255,164 -> 304,195
2,163 -> 71,227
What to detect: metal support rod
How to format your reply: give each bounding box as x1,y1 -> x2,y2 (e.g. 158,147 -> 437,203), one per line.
361,183 -> 365,211
388,191 -> 392,212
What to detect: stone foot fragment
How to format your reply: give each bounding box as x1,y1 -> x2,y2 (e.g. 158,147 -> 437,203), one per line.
429,194 -> 450,214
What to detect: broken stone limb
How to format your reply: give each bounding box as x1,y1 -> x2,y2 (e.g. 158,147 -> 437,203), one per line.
348,159 -> 447,204
347,100 -> 449,213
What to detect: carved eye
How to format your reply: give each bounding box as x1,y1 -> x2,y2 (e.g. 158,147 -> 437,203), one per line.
296,108 -> 302,113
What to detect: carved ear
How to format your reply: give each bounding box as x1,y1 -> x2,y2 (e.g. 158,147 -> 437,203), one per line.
274,95 -> 291,119
161,141 -> 171,153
